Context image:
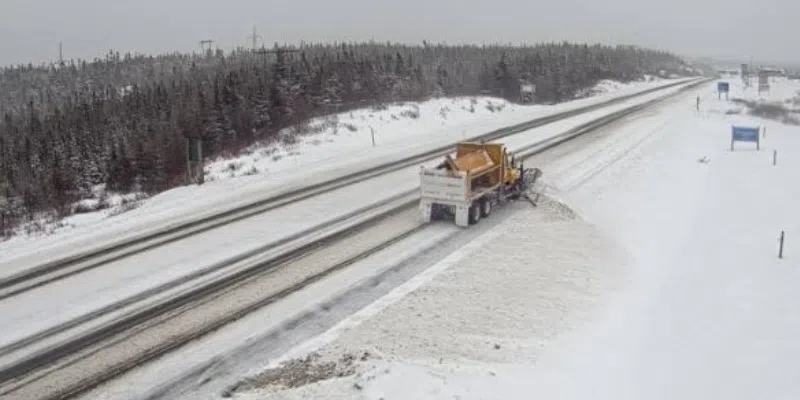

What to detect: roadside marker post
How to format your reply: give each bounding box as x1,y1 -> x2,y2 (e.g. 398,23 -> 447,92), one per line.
186,137 -> 205,185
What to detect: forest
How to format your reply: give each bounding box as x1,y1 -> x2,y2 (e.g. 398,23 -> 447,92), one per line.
0,41 -> 697,237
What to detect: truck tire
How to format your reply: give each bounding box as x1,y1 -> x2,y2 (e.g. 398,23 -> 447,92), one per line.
430,204 -> 443,221
469,202 -> 481,225
508,182 -> 521,200
480,197 -> 492,217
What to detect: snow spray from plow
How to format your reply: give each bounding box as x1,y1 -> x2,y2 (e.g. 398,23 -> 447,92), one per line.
517,175 -> 581,221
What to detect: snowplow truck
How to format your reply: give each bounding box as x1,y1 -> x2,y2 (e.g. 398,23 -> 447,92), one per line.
419,141 -> 542,227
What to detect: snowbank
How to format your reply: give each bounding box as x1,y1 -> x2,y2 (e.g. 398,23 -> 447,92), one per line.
231,196 -> 632,399
233,357 -> 542,400
205,75 -> 672,182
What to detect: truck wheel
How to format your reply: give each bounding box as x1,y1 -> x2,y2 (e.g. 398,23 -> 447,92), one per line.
469,202 -> 481,225
430,204 -> 442,221
509,182 -> 521,200
480,198 -> 492,217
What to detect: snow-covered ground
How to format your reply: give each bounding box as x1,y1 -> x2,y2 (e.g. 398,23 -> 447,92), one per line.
230,196 -> 631,400
75,86 -> 701,400
0,79 -> 700,366
705,74 -> 800,118
227,77 -> 800,399
203,76 -> 671,182
0,76 -> 692,262
530,76 -> 800,400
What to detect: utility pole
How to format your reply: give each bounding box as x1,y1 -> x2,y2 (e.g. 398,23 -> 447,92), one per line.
248,25 -> 262,51
58,42 -> 63,64
199,40 -> 214,55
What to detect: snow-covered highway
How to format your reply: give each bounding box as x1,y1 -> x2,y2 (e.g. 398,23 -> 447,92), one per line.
0,77 -> 705,400
0,79 -> 700,362
69,79 -> 711,400
199,76 -> 800,400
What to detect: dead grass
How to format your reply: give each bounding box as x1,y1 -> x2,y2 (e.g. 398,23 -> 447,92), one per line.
731,98 -> 800,125
223,351 -> 372,397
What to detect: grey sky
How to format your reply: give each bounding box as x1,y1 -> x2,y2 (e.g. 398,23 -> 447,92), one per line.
1,0 -> 797,67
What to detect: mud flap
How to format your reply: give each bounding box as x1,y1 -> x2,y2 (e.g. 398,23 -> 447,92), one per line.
454,204 -> 470,227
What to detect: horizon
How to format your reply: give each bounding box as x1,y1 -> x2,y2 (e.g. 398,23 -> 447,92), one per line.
5,39 -> 678,65
3,0 -> 798,70
2,39 -> 792,72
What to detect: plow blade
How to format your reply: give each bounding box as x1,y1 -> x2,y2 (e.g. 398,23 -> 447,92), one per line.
519,167 -> 544,207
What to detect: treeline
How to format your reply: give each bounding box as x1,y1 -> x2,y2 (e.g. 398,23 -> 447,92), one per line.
0,41 -> 697,236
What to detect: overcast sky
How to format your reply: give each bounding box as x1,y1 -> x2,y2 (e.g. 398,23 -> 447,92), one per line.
1,0 -> 797,67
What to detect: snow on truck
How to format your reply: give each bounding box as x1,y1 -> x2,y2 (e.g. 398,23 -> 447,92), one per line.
419,141 -> 542,227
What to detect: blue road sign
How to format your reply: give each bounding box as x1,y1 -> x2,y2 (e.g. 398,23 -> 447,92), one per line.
731,125 -> 760,150
718,82 -> 730,92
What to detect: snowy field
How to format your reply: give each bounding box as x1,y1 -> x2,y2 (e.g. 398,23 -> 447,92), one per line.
0,76 -> 691,260
227,77 -> 800,399
202,76 -> 671,182
532,76 -> 800,400
705,73 -> 800,119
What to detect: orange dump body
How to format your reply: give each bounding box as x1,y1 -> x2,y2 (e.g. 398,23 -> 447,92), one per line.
451,149 -> 496,175
448,142 -> 506,188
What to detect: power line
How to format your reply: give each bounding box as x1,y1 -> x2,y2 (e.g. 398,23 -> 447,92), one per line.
253,47 -> 300,56
253,46 -> 300,68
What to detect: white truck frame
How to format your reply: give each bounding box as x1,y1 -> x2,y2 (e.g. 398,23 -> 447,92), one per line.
419,166 -> 502,227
